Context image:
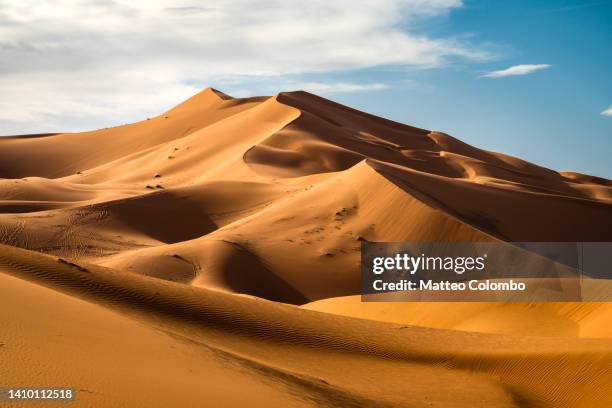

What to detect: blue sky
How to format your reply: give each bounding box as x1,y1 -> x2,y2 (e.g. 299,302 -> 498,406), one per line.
349,0 -> 612,178
1,0 -> 610,177
230,0 -> 611,178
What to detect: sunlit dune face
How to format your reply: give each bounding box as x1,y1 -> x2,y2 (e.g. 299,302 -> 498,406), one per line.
1,88 -> 611,407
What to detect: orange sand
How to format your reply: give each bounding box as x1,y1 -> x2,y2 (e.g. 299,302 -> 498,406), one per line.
1,88 -> 611,407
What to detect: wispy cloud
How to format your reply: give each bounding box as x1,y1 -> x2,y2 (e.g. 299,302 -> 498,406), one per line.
548,1 -> 606,13
219,77 -> 395,98
285,82 -> 389,93
481,64 -> 551,78
0,0 -> 492,134
601,106 -> 612,117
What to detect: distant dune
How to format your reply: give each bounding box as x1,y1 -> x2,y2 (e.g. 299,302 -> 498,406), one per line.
1,88 -> 611,407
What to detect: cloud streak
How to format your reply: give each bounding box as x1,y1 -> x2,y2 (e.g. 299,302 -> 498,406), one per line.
481,64 -> 551,78
0,0 -> 491,134
276,82 -> 389,94
601,106 -> 612,117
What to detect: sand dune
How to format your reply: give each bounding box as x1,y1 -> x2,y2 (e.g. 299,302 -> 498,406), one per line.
305,296 -> 612,338
1,87 -> 611,407
2,244 -> 612,407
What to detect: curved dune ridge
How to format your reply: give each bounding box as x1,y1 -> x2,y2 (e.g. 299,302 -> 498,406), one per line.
1,244 -> 612,408
1,87 -> 612,407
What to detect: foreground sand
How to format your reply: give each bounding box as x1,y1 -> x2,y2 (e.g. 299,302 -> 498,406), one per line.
2,244 -> 612,407
1,88 -> 611,407
305,295 -> 612,338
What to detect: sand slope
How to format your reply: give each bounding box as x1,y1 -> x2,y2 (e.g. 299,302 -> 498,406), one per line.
1,88 -> 611,407
2,244 -> 612,408
305,296 -> 612,338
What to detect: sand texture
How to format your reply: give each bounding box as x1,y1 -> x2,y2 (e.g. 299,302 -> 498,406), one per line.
1,88 -> 611,407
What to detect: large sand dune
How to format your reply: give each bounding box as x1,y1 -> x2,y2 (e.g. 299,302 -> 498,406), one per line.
1,88 -> 611,407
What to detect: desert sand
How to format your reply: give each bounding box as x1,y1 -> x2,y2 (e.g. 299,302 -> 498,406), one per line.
1,88 -> 611,407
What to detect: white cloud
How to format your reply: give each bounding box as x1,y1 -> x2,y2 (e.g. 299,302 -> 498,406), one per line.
279,82 -> 389,94
219,78 -> 392,98
0,0 -> 491,134
481,64 -> 551,78
601,106 -> 612,117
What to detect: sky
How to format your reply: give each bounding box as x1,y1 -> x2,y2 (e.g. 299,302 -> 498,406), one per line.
0,0 -> 610,177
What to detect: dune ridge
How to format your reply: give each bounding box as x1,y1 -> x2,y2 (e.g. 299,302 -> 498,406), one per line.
1,87 -> 611,407
2,243 -> 612,407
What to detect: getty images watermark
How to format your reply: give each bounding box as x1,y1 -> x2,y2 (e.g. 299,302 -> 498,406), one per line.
361,242 -> 612,302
